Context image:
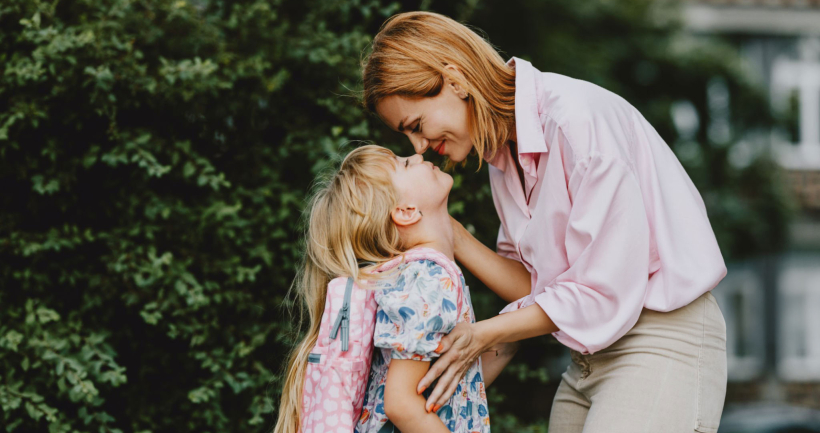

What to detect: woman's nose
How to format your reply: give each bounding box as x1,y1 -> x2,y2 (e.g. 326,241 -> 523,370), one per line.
411,136 -> 429,154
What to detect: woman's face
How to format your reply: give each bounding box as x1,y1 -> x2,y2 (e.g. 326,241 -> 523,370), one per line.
391,153 -> 453,210
376,80 -> 473,163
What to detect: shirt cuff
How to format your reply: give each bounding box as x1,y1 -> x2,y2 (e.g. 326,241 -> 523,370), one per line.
499,294 -> 535,314
534,291 -> 592,354
497,249 -> 521,262
499,292 -> 591,353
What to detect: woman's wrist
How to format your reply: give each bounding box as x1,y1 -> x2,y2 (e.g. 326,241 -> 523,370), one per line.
474,319 -> 502,350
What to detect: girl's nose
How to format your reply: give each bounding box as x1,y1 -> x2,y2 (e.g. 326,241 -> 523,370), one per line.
409,154 -> 424,165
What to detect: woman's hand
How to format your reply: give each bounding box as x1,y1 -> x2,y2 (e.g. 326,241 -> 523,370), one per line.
450,216 -> 469,255
418,304 -> 559,410
417,321 -> 495,411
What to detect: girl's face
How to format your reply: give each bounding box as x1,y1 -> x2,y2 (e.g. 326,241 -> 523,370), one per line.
376,78 -> 473,163
391,153 -> 453,210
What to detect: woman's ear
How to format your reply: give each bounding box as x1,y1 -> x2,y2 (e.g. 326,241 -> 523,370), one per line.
391,206 -> 423,227
443,64 -> 469,100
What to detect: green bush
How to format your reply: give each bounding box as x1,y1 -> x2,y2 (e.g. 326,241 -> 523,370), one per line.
0,0 -> 792,432
0,0 -> 404,431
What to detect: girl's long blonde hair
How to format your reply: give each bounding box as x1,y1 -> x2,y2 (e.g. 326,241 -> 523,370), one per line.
274,145 -> 403,433
362,11 -> 516,165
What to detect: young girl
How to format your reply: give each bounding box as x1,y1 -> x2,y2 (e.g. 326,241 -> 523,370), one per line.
274,145 -> 514,433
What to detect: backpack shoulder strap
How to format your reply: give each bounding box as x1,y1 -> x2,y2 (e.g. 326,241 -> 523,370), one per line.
329,277 -> 354,352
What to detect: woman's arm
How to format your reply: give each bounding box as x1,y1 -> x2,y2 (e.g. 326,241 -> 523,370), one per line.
479,341 -> 519,387
383,360 -> 452,432
451,217 -> 531,303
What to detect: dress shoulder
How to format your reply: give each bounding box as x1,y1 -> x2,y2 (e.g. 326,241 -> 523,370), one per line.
373,260 -> 459,361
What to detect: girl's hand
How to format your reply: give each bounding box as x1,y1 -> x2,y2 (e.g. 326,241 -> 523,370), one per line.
417,321 -> 494,410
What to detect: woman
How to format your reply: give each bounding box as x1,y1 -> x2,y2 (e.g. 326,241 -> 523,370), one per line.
361,11 -> 728,433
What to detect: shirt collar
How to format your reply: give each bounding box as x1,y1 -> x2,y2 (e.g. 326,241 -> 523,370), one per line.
485,57 -> 548,172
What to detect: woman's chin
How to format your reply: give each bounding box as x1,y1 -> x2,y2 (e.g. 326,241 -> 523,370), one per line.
446,145 -> 473,163
446,153 -> 467,164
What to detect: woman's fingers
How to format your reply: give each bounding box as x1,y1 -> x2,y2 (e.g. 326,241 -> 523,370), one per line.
425,359 -> 460,411
419,322 -> 485,406
417,336 -> 452,394
434,365 -> 464,408
417,330 -> 458,394
435,332 -> 453,355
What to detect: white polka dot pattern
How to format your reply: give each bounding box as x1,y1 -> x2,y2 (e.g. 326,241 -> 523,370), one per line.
300,275 -> 377,433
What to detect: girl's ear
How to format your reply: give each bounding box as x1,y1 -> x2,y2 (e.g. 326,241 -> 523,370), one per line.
443,64 -> 469,100
391,206 -> 423,227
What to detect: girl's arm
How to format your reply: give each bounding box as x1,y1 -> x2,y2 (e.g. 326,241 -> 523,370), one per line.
451,217 -> 531,303
383,360 -> 452,433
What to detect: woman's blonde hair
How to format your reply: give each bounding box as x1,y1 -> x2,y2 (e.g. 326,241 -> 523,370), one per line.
362,11 -> 516,165
274,145 -> 403,433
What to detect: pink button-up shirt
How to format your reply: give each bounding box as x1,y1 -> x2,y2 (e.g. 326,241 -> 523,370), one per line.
490,58 -> 727,354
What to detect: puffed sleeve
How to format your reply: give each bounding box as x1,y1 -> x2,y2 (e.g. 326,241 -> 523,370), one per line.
535,151 -> 651,355
373,260 -> 460,362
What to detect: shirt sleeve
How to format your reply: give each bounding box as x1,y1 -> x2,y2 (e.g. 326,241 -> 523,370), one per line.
373,260 -> 460,361
535,151 -> 651,355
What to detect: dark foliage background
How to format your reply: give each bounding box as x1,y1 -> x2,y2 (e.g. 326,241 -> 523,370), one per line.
0,0 -> 792,432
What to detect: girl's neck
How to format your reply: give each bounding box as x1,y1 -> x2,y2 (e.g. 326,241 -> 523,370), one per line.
402,207 -> 455,261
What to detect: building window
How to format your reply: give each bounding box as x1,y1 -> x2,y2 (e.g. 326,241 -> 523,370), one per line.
777,254 -> 820,381
769,37 -> 820,170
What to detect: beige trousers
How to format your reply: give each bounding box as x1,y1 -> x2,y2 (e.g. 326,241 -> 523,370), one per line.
549,291 -> 728,433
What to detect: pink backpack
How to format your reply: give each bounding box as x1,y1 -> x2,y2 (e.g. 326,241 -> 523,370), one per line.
299,247 -> 465,433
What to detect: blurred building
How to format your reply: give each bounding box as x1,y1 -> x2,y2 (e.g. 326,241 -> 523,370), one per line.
684,0 -> 820,411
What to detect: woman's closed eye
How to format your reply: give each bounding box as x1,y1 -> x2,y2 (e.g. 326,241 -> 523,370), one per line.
411,116 -> 422,134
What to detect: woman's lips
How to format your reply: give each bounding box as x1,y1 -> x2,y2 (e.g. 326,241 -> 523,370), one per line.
434,140 -> 446,156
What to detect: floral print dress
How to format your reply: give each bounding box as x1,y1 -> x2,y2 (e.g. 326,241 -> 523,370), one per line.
355,258 -> 490,433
